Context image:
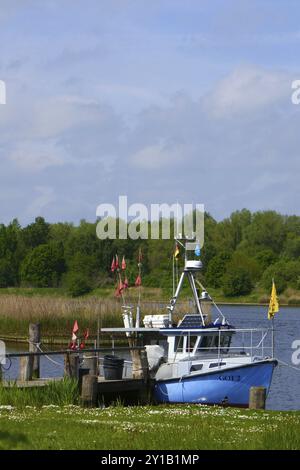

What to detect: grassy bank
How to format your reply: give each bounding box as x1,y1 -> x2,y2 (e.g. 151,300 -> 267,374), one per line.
0,404 -> 299,450
1,285 -> 300,305
0,379 -> 79,407
0,286 -> 299,341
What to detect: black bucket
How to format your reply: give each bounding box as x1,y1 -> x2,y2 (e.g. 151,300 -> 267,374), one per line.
103,355 -> 124,380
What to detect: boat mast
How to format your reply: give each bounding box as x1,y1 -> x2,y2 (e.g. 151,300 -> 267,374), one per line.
167,237 -> 205,327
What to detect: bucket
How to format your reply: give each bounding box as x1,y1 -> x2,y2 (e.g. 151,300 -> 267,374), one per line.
103,355 -> 124,380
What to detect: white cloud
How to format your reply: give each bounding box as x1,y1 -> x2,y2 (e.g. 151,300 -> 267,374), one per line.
205,65 -> 291,118
9,140 -> 67,171
130,141 -> 184,170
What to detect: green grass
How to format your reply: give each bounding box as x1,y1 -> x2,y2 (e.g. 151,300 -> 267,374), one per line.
1,285 -> 299,305
0,379 -> 79,408
0,404 -> 299,450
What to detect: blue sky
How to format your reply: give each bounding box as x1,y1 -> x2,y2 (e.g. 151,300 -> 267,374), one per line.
0,0 -> 299,224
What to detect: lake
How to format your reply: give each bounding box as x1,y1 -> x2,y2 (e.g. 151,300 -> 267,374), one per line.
2,305 -> 300,411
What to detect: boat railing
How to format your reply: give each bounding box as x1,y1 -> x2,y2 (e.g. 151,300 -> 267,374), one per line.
176,327 -> 274,362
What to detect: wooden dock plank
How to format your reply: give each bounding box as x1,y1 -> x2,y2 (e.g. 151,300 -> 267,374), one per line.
97,377 -> 146,393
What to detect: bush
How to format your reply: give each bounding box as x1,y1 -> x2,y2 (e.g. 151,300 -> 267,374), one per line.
222,266 -> 253,297
261,260 -> 300,294
66,272 -> 92,297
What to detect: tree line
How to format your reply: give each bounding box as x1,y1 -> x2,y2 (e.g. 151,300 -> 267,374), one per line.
0,210 -> 299,297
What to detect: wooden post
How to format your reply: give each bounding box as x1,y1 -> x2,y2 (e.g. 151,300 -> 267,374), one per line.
131,349 -> 143,379
249,386 -> 266,410
64,353 -> 79,379
83,355 -> 98,375
19,356 -> 34,381
80,374 -> 98,407
140,350 -> 149,382
29,323 -> 41,379
131,348 -> 149,380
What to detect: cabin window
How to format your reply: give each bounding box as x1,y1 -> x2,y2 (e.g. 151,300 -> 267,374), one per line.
190,364 -> 203,372
197,334 -> 232,352
174,336 -> 184,353
197,335 -> 213,351
187,336 -> 198,352
209,362 -> 226,368
220,335 -> 232,352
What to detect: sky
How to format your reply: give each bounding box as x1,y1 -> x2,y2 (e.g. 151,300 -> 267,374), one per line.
0,0 -> 299,225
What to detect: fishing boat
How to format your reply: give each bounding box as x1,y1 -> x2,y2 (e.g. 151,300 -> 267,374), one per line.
102,240 -> 278,407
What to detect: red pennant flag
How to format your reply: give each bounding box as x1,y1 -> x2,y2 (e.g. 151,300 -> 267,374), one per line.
111,256 -> 116,272
135,274 -> 142,287
115,254 -> 119,269
84,328 -> 89,340
121,255 -> 126,270
123,277 -> 129,289
115,279 -> 123,297
72,320 -> 79,334
79,342 -> 85,350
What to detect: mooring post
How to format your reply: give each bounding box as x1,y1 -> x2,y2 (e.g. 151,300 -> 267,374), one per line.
64,353 -> 79,379
249,386 -> 266,410
29,323 -> 41,379
83,354 -> 98,375
140,350 -> 149,382
80,374 -> 98,407
19,356 -> 34,381
131,349 -> 143,379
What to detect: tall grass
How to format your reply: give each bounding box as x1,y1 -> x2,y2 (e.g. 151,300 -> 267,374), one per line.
0,293 -> 190,339
0,378 -> 79,407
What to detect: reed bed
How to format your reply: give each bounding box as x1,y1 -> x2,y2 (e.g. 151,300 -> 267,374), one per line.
0,294 -> 191,339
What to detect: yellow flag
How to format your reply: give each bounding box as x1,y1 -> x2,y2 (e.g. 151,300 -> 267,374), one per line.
268,280 -> 279,320
174,244 -> 180,259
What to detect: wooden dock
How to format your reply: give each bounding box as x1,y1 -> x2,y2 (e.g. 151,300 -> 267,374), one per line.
1,323 -> 152,406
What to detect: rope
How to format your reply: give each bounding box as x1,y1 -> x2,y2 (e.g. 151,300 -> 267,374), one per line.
36,344 -> 64,368
277,359 -> 300,372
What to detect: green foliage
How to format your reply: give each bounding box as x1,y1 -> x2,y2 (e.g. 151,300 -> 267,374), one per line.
222,266 -> 253,297
0,378 -> 79,407
0,210 -> 300,298
222,253 -> 259,296
0,405 -> 299,450
205,252 -> 232,288
21,242 -> 65,287
261,260 -> 300,294
21,216 -> 50,249
65,272 -> 92,297
244,211 -> 285,254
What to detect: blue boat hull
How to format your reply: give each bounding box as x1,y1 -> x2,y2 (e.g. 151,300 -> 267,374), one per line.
154,360 -> 277,407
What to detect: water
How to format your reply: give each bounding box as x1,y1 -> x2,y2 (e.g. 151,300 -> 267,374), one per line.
2,305 -> 300,411
221,305 -> 300,411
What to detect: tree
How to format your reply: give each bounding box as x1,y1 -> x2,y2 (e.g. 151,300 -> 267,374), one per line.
0,257 -> 16,287
244,211 -> 285,254
22,217 -> 50,249
221,253 -> 259,296
21,243 -> 65,287
205,252 -> 231,288
222,266 -> 253,297
261,260 -> 300,294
